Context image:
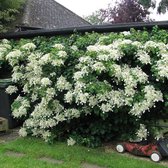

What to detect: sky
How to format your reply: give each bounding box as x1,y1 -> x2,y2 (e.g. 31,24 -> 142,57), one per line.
56,0 -> 168,21
56,0 -> 114,17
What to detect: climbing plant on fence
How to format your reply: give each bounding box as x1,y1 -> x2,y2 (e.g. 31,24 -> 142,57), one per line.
0,27 -> 168,147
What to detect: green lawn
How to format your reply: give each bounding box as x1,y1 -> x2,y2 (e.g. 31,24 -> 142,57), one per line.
0,137 -> 166,168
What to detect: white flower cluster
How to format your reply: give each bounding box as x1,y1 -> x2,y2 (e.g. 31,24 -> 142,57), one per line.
155,52 -> 168,79
6,85 -> 18,95
136,50 -> 151,64
0,40 -> 11,61
136,124 -> 149,140
41,77 -> 52,86
12,96 -> 30,118
58,51 -> 67,58
21,43 -> 36,51
6,50 -> 22,66
19,127 -> 27,137
53,43 -> 65,50
87,42 -> 123,61
64,108 -> 81,119
129,85 -> 163,117
67,137 -> 76,146
56,76 -> 71,91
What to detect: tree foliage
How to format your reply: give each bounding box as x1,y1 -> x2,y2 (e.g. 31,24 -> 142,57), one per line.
158,0 -> 168,14
139,0 -> 168,14
86,0 -> 150,25
0,0 -> 25,33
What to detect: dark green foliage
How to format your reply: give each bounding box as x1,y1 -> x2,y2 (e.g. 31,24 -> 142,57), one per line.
0,0 -> 25,32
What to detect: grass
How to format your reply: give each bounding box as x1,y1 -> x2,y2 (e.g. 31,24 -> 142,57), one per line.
0,137 -> 167,168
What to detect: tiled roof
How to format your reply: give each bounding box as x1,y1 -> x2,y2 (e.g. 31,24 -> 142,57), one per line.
21,0 -> 91,29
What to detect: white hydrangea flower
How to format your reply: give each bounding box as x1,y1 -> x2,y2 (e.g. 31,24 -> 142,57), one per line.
97,54 -> 110,61
97,93 -> 108,102
155,53 -> 168,79
29,77 -> 41,86
132,41 -> 142,48
67,137 -> 76,146
87,45 -> 99,52
89,96 -> 98,108
53,43 -> 64,50
109,49 -> 123,61
100,103 -> 112,113
50,72 -> 56,77
31,93 -> 38,102
42,130 -> 52,142
12,96 -> 30,118
154,131 -> 164,140
56,76 -> 71,91
41,77 -> 52,86
79,56 -> 92,64
39,119 -> 57,128
64,91 -> 73,103
40,53 -> 51,64
6,50 -> 22,63
19,128 -> 27,137
136,124 -> 148,140
92,62 -> 106,72
75,92 -> 89,105
2,39 -> 10,44
120,39 -> 132,45
73,71 -> 86,80
64,108 -> 80,119
121,31 -> 131,36
108,90 -> 124,107
46,88 -> 56,100
136,50 -> 151,64
12,72 -> 23,82
6,85 -> 18,95
58,51 -> 67,58
131,67 -> 148,83
21,43 -> 36,50
129,85 -> 163,117
74,81 -> 86,92
0,47 -> 7,60
144,41 -> 157,49
71,45 -> 78,51
52,59 -> 64,66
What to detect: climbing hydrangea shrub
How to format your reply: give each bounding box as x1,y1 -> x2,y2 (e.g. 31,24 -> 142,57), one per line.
1,27 -> 168,145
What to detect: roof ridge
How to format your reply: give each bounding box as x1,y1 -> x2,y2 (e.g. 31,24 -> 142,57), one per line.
19,0 -> 91,30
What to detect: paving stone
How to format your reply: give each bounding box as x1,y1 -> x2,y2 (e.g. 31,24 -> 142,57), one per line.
0,128 -> 19,143
81,162 -> 106,168
39,157 -> 63,164
5,151 -> 25,157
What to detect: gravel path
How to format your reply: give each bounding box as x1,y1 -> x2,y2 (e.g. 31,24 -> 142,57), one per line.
0,128 -> 19,143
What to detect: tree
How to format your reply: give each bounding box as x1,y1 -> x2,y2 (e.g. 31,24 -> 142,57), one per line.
138,0 -> 156,9
157,0 -> 168,14
85,11 -> 106,25
139,0 -> 168,14
0,0 -> 25,33
85,0 -> 150,24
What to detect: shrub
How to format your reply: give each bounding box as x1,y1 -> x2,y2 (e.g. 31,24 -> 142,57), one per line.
1,27 -> 168,147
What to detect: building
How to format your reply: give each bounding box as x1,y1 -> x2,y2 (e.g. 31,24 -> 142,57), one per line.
17,0 -> 91,31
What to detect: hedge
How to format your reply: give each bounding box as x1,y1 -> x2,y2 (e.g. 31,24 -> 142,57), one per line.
0,26 -> 168,147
